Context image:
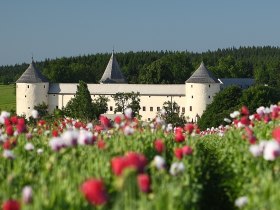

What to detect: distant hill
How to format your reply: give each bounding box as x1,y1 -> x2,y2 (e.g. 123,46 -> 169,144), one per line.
1,46 -> 280,88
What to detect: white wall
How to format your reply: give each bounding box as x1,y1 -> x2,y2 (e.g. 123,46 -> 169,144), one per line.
48,94 -> 186,121
185,83 -> 220,122
16,83 -> 49,117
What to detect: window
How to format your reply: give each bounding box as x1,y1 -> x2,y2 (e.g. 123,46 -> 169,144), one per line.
149,96 -> 151,98
191,85 -> 193,88
148,118 -> 151,121
157,107 -> 160,111
53,94 -> 55,96
208,96 -> 210,99
25,95 -> 26,98
209,84 -> 211,88
28,107 -> 30,109
190,106 -> 192,111
27,85 -> 29,88
143,106 -> 146,111
56,106 -> 58,109
191,95 -> 193,99
150,107 -> 153,112
110,106 -> 113,111
182,107 -> 185,113
44,85 -> 45,88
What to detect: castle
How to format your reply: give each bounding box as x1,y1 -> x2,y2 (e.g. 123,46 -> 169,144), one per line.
16,53 -> 254,122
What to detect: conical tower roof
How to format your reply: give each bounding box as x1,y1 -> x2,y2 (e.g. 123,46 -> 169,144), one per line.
16,60 -> 49,83
185,62 -> 219,83
100,52 -> 127,83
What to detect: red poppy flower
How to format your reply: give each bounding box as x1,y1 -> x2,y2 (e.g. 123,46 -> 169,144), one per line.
175,132 -> 185,142
17,118 -> 25,126
10,116 -> 18,125
137,174 -> 151,193
184,123 -> 194,134
81,179 -> 108,206
273,127 -> 280,143
111,157 -> 127,176
2,200 -> 20,210
114,116 -> 122,124
99,116 -> 111,128
52,130 -> 59,137
97,140 -> 106,149
3,140 -> 11,150
154,139 -> 165,153
241,106 -> 249,116
6,125 -> 14,136
126,152 -> 147,173
174,148 -> 183,160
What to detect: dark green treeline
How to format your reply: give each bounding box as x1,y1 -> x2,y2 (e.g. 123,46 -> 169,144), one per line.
1,46 -> 280,88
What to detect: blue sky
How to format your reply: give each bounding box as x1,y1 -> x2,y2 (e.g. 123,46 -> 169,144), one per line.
0,0 -> 279,66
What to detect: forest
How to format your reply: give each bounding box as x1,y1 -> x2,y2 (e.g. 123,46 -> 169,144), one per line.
0,46 -> 280,89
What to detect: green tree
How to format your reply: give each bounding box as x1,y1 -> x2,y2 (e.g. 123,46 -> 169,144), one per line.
92,95 -> 109,118
198,86 -> 243,130
162,101 -> 186,127
112,92 -> 141,117
64,81 -> 94,121
34,102 -> 49,118
240,85 -> 280,113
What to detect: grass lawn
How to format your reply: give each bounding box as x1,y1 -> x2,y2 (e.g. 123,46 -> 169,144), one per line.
0,84 -> 16,112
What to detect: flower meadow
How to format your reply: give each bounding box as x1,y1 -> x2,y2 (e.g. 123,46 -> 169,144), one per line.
1,105 -> 280,210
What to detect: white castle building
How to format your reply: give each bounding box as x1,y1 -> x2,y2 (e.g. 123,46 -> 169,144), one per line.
16,53 -> 254,122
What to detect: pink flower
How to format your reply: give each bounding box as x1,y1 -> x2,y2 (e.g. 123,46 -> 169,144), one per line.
22,186 -> 32,204
182,146 -> 193,155
263,140 -> 280,161
81,179 -> 108,206
137,174 -> 151,193
2,199 -> 20,210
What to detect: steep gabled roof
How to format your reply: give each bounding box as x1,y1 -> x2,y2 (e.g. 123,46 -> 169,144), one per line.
185,62 -> 219,83
16,61 -> 49,83
99,52 -> 127,84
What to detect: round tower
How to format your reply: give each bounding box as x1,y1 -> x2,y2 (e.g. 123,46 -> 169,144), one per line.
16,60 -> 49,118
185,62 -> 220,123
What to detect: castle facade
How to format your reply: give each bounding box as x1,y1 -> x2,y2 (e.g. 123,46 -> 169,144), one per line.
16,53 -> 254,122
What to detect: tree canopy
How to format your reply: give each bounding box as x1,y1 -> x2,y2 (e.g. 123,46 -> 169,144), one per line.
64,81 -> 95,121
1,46 -> 280,90
198,86 -> 243,130
112,92 -> 141,117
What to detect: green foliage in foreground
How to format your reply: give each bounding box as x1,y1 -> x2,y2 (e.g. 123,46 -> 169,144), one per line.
0,84 -> 16,112
1,118 -> 280,209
